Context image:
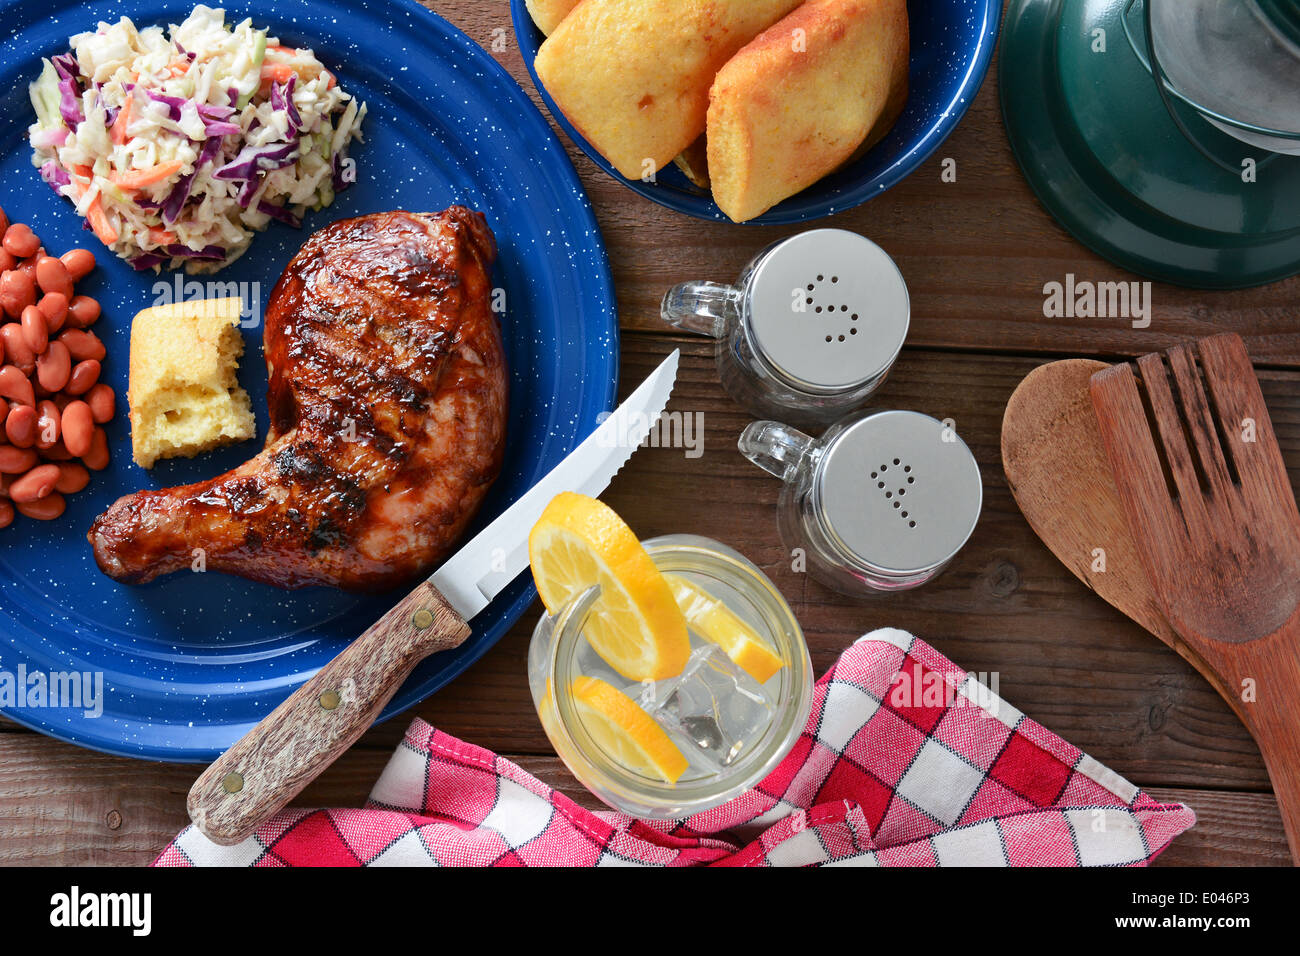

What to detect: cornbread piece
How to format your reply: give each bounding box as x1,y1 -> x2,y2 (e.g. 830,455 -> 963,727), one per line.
535,0 -> 803,179
707,0 -> 910,222
526,0 -> 581,34
528,0 -> 711,186
127,298 -> 255,469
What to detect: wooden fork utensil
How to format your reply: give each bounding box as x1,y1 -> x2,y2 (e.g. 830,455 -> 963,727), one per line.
1091,333 -> 1300,863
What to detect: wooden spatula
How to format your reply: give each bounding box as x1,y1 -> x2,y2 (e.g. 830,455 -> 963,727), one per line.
1091,333 -> 1300,862
1000,359 -> 1238,714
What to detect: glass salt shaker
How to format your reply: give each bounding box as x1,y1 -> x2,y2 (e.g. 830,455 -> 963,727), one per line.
740,410 -> 983,594
661,229 -> 910,427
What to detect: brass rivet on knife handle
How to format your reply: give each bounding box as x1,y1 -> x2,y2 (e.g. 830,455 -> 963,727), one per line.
187,579 -> 471,846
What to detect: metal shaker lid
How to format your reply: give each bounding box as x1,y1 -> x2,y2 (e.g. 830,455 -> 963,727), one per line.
745,230 -> 909,393
813,410 -> 982,576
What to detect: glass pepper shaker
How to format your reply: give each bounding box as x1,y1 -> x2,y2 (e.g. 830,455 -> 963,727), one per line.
739,410 -> 983,594
661,229 -> 910,428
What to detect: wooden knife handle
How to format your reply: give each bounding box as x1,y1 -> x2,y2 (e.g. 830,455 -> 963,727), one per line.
187,581 -> 470,846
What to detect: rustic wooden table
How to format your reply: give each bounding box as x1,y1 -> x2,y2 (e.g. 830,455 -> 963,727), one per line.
2,0 -> 1296,866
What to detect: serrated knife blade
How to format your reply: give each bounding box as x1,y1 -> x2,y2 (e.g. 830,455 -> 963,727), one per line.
432,348 -> 679,619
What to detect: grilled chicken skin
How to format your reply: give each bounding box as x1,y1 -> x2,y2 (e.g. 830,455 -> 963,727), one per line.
89,207 -> 508,591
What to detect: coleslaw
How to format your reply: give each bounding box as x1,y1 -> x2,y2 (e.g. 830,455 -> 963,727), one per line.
26,5 -> 367,273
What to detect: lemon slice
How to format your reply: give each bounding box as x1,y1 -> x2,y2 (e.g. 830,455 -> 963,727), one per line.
666,574 -> 785,684
570,676 -> 689,783
529,492 -> 690,681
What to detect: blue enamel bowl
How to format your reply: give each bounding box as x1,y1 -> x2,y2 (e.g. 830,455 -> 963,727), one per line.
510,0 -> 1002,223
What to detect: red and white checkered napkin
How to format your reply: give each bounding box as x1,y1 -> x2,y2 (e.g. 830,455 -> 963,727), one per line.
155,628 -> 1195,867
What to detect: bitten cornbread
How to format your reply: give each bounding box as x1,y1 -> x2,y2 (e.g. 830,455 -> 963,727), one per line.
127,298 -> 255,469
707,0 -> 910,222
534,0 -> 803,179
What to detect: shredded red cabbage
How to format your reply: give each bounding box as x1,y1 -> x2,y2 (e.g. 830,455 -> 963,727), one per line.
39,161 -> 71,194
270,77 -> 302,132
130,253 -> 167,271
163,243 -> 224,260
332,148 -> 356,191
160,135 -> 225,224
236,177 -> 261,208
197,103 -> 236,121
58,76 -> 83,128
202,119 -> 242,138
214,141 -> 299,182
144,90 -> 186,121
50,53 -> 78,80
256,200 -> 301,228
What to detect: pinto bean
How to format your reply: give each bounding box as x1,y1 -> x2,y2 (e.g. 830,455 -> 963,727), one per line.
35,341 -> 71,394
60,400 -> 94,458
59,248 -> 96,281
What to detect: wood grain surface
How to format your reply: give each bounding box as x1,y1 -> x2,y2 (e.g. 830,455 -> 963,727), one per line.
1,0 -> 1297,866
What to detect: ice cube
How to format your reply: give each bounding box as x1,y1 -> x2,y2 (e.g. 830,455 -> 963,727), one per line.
640,644 -> 774,768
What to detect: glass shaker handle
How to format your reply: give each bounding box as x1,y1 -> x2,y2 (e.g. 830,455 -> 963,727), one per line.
739,421 -> 815,482
660,281 -> 741,338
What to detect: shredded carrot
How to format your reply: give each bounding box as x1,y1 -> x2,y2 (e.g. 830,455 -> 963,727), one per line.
70,163 -> 94,180
110,95 -> 133,145
109,160 -> 184,189
261,63 -> 296,84
148,226 -> 178,246
85,195 -> 119,246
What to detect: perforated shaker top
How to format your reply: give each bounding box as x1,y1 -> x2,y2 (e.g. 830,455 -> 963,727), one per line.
815,410 -> 983,576
746,229 -> 910,392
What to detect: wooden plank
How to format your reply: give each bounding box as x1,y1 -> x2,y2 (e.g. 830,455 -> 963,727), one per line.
0,732 -> 1283,866
1148,787 -> 1292,867
421,1 -> 1300,365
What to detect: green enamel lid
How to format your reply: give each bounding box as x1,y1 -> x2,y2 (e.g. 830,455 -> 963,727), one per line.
1000,0 -> 1300,289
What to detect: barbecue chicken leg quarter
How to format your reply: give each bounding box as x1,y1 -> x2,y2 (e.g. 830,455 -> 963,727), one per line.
89,207 -> 509,591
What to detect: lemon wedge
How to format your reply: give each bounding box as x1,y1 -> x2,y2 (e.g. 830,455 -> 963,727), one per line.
666,574 -> 785,684
570,676 -> 689,783
529,492 -> 690,681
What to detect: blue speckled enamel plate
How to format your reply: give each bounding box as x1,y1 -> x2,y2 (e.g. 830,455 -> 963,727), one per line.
509,0 -> 1001,223
0,0 -> 617,761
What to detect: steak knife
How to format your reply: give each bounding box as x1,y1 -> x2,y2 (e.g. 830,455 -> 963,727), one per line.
188,351 -> 680,846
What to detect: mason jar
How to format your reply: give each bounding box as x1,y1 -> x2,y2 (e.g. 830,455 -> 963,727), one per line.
527,534 -> 812,819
